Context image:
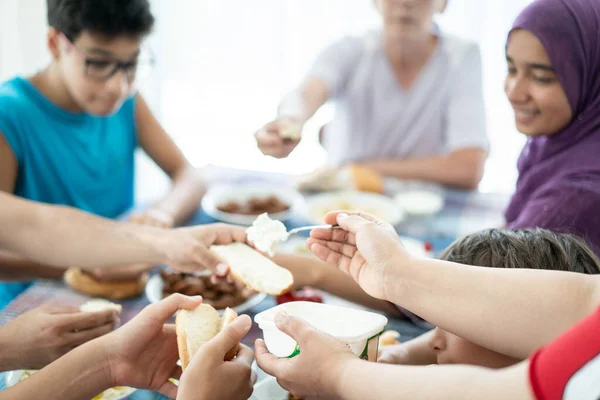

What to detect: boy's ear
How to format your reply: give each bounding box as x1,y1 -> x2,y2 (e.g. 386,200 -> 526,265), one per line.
47,27 -> 61,60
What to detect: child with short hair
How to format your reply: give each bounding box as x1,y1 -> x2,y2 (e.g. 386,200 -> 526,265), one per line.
0,0 -> 204,307
378,228 -> 600,368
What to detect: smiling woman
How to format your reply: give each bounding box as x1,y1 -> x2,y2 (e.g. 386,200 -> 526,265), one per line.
503,0 -> 600,255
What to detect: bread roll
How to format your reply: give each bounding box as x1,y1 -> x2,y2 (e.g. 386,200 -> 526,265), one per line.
64,268 -> 148,300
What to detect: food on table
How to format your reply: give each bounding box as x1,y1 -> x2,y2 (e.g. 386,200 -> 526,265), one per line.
160,269 -> 255,309
79,299 -> 123,314
216,195 -> 289,215
176,304 -> 238,370
279,120 -> 302,140
379,330 -> 401,346
310,199 -> 386,223
17,370 -> 135,399
297,165 -> 384,194
64,268 -> 148,300
246,213 -> 288,256
210,243 -> 294,296
255,301 -> 388,361
276,287 -> 323,305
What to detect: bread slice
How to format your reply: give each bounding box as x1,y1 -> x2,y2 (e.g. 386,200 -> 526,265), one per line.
348,164 -> 384,194
209,243 -> 294,296
79,299 -> 123,314
176,304 -> 239,370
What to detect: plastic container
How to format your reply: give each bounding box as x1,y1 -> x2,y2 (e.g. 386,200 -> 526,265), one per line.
254,302 -> 388,361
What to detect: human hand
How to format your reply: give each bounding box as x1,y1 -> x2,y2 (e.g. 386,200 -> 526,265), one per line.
177,315 -> 255,400
307,211 -> 408,300
0,305 -> 119,371
255,313 -> 355,399
255,118 -> 302,158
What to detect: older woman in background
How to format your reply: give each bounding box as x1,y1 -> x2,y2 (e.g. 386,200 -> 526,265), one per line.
256,0 -> 488,189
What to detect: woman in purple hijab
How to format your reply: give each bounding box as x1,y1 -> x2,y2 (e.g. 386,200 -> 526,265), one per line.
504,0 -> 600,255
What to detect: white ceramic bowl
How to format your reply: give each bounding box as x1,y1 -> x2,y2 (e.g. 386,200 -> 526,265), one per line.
303,190 -> 404,226
201,184 -> 304,226
145,274 -> 267,314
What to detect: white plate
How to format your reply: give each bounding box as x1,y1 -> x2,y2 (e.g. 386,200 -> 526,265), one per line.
303,190 -> 404,226
394,190 -> 444,216
250,377 -> 288,400
5,370 -> 136,399
201,184 -> 304,226
145,274 -> 267,314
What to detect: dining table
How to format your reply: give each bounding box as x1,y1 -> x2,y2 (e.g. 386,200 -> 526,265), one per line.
0,164 -> 511,399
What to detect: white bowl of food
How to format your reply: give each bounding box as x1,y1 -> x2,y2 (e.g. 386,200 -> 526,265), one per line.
303,190 -> 404,226
201,184 -> 304,226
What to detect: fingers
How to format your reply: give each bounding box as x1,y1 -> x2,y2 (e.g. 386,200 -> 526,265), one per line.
254,339 -> 282,377
141,294 -> 203,325
205,315 -> 252,356
232,344 -> 255,367
210,224 -> 249,245
323,210 -> 385,226
335,213 -> 379,235
41,305 -> 80,314
255,128 -> 299,158
307,238 -> 358,258
310,225 -> 356,245
68,321 -> 115,346
170,363 -> 183,381
273,313 -> 314,346
306,240 -> 354,272
156,380 -> 178,399
60,309 -> 118,331
190,247 -> 229,277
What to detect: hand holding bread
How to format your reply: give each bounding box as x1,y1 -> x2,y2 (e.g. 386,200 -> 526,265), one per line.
176,303 -> 255,400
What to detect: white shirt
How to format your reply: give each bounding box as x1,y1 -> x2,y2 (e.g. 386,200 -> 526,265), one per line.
283,30 -> 489,166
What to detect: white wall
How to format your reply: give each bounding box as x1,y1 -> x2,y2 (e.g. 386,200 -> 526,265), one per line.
0,0 -> 534,200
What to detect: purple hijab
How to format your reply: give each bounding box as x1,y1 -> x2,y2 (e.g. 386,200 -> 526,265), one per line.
504,0 -> 600,254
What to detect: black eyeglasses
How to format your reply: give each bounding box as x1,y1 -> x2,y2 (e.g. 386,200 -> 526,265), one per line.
60,32 -> 156,82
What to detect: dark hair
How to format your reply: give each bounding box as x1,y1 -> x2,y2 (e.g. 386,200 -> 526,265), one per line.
47,0 -> 155,41
440,228 -> 600,275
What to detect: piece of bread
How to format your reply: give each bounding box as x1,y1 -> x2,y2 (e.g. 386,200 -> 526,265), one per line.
64,268 -> 148,300
176,304 -> 239,370
348,164 -> 384,194
379,330 -> 401,346
79,299 -> 123,314
279,121 -> 301,140
209,243 -> 294,296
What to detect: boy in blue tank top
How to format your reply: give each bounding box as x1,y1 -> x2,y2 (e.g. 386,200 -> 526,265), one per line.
0,0 -> 205,308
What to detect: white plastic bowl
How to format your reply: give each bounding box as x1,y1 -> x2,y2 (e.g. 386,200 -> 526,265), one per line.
201,183 -> 304,226
303,190 -> 405,226
255,302 -> 388,361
